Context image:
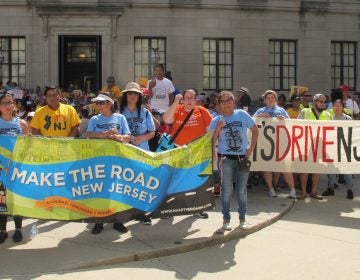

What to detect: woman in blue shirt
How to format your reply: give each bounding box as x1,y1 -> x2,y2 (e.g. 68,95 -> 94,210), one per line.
120,82 -> 156,225
86,92 -> 131,235
0,93 -> 29,244
119,82 -> 156,151
210,91 -> 259,231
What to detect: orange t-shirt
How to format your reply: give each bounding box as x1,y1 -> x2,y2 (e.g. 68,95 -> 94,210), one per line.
172,105 -> 212,146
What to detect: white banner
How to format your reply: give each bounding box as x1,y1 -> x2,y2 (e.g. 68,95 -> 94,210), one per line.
251,118 -> 360,174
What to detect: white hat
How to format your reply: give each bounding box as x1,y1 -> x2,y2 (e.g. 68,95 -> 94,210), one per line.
91,93 -> 114,104
27,111 -> 35,117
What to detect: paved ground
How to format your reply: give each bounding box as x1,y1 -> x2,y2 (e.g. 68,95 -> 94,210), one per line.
1,176 -> 359,280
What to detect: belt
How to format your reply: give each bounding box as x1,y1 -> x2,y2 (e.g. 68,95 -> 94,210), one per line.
218,153 -> 245,160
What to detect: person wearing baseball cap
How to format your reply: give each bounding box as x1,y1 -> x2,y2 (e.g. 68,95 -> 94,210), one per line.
338,84 -> 359,119
286,94 -> 301,119
297,93 -> 332,200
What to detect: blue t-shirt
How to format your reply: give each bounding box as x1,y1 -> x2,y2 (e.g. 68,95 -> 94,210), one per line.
122,107 -> 155,151
87,113 -> 130,135
253,106 -> 289,118
209,109 -> 255,155
0,116 -> 22,135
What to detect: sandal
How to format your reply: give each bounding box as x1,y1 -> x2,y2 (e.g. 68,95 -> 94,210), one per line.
310,193 -> 323,200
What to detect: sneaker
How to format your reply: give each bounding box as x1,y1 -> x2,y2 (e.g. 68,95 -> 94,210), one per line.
347,189 -> 354,200
222,222 -> 232,231
13,230 -> 23,243
289,189 -> 297,199
113,222 -> 128,233
267,188 -> 278,197
91,223 -> 104,234
0,231 -> 8,244
239,221 -> 248,230
195,212 -> 209,219
142,216 -> 152,225
322,188 -> 335,196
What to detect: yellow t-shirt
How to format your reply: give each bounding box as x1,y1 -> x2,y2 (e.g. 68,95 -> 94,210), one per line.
286,108 -> 301,119
101,85 -> 122,99
31,103 -> 81,136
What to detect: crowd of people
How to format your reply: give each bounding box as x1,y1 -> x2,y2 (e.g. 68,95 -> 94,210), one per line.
0,63 -> 358,242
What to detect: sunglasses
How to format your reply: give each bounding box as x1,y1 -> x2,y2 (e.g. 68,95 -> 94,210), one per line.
95,101 -> 109,105
127,92 -> 139,96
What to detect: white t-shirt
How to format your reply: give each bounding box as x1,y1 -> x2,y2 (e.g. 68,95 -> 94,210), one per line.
149,77 -> 175,111
344,98 -> 359,115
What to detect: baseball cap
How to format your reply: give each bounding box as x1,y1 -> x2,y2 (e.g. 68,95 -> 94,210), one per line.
106,76 -> 115,83
291,94 -> 301,101
313,93 -> 326,102
339,84 -> 349,92
238,87 -> 249,95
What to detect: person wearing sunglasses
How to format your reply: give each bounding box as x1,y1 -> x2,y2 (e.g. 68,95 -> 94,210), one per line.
86,92 -> 131,235
297,93 -> 332,200
0,93 -> 29,244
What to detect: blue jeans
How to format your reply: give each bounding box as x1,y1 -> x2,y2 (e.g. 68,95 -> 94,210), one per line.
328,174 -> 353,188
220,158 -> 249,221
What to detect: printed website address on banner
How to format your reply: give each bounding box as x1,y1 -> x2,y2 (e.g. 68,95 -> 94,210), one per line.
161,203 -> 212,214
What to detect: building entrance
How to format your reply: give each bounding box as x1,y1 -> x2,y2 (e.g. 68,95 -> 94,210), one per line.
59,35 -> 101,93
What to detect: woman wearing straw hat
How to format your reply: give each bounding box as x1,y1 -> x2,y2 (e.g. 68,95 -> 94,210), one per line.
120,82 -> 157,225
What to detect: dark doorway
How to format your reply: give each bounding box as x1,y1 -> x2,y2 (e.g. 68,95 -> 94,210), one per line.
59,35 -> 101,93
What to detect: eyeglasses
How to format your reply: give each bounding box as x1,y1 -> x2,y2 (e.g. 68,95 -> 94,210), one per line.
95,101 -> 108,105
0,101 -> 14,106
219,99 -> 233,104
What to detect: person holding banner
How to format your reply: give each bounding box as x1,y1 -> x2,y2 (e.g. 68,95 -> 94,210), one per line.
163,88 -> 213,218
0,93 -> 29,244
120,82 -> 156,225
253,90 -> 297,199
31,86 -> 80,137
322,99 -> 354,199
210,91 -> 258,231
86,92 -> 131,234
297,93 -> 332,200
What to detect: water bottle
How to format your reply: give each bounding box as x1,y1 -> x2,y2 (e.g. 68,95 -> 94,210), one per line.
30,223 -> 38,239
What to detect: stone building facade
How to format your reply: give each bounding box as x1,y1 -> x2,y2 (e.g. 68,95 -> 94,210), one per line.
0,0 -> 359,98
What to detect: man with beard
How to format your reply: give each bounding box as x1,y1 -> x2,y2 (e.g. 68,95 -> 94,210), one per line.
297,93 -> 331,200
